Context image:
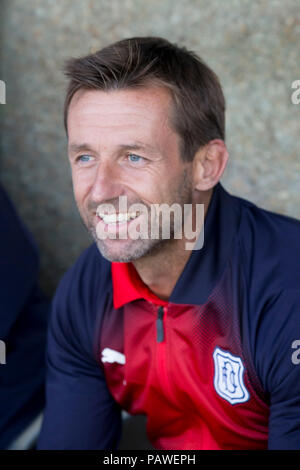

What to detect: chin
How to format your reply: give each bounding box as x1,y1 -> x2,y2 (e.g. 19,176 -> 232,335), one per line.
95,237 -> 164,263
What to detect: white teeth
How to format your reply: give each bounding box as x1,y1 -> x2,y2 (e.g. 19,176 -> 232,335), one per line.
98,212 -> 140,224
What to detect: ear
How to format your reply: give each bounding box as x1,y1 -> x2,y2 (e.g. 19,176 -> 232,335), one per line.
192,139 -> 229,191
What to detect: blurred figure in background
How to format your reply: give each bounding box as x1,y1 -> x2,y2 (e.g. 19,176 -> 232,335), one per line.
0,183 -> 50,449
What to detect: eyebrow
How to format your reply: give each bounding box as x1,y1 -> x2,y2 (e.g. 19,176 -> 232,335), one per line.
68,143 -> 94,154
68,142 -> 158,155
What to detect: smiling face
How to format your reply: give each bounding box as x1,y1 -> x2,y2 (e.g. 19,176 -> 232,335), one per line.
67,85 -> 195,262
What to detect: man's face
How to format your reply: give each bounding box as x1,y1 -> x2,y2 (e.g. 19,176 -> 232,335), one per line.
67,85 -> 195,262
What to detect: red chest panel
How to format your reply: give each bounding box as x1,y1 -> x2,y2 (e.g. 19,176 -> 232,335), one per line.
99,297 -> 269,450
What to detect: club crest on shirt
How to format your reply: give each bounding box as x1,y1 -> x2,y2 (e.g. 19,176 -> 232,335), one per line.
213,347 -> 249,405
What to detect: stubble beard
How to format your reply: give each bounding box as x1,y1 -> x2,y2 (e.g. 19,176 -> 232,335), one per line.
83,169 -> 193,263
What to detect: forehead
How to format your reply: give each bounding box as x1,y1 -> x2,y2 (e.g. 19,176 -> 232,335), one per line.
67,86 -> 177,149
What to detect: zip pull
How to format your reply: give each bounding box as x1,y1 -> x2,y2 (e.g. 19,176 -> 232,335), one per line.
156,306 -> 164,343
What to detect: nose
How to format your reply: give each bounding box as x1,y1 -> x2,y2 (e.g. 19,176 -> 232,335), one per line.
89,160 -> 124,203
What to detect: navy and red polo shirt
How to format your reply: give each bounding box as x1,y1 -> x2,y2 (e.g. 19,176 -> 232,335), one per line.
37,182 -> 300,450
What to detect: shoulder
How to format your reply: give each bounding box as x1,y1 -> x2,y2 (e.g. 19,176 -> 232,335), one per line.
234,194 -> 300,292
57,242 -> 111,298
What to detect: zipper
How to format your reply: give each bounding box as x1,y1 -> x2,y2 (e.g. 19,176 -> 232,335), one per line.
156,306 -> 164,342
155,305 -> 174,399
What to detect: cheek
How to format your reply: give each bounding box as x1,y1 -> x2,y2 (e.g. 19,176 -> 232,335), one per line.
164,170 -> 192,204
71,171 -> 91,206
135,166 -> 170,198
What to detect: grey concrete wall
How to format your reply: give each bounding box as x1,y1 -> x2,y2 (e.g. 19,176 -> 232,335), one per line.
1,0 -> 300,295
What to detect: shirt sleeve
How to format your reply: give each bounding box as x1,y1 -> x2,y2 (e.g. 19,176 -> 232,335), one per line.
255,289 -> 300,450
36,270 -> 122,450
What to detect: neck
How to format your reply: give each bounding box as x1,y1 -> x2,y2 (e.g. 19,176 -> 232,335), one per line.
133,188 -> 213,301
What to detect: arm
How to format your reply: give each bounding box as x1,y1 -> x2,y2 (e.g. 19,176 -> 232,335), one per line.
37,270 -> 122,450
255,289 -> 300,449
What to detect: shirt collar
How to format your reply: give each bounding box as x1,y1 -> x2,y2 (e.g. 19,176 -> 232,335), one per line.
111,182 -> 241,308
111,261 -> 168,308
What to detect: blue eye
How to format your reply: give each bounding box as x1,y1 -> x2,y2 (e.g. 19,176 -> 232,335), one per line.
78,155 -> 92,163
128,154 -> 143,163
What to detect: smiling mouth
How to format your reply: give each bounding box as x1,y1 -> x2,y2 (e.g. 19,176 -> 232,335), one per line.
96,211 -> 141,225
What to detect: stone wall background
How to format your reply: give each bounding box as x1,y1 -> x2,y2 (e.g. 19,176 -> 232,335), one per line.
1,0 -> 300,296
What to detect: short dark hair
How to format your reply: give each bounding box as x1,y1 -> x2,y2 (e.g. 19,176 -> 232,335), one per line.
63,36 -> 225,161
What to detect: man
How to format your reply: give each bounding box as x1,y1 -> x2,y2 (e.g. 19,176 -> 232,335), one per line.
37,37 -> 300,450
